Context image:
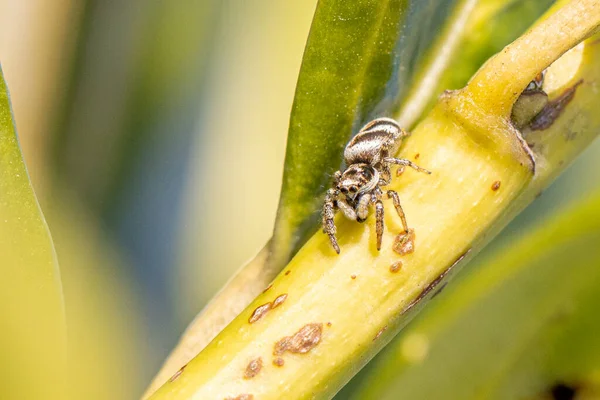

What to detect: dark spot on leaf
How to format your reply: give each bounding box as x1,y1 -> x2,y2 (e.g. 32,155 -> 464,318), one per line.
530,80 -> 583,131
272,294 -> 288,309
414,153 -> 420,159
550,383 -> 577,400
273,323 -> 323,356
491,181 -> 501,191
393,229 -> 415,255
373,326 -> 387,341
168,364 -> 186,382
285,270 -> 291,276
389,261 -> 402,273
273,357 -> 285,367
243,357 -> 262,379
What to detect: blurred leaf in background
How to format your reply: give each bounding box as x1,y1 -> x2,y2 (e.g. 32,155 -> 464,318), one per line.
0,67 -> 65,399
46,0 -> 221,377
177,0 -> 319,321
2,0 -> 221,394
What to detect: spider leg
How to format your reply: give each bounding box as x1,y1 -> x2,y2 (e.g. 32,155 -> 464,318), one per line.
378,164 -> 392,186
383,157 -> 431,175
356,193 -> 371,221
375,197 -> 384,251
322,188 -> 340,254
385,190 -> 408,232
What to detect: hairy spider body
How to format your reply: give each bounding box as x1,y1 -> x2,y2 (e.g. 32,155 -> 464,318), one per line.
322,118 -> 430,254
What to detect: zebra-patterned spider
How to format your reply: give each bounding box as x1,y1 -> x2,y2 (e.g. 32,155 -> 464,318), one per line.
322,118 -> 430,254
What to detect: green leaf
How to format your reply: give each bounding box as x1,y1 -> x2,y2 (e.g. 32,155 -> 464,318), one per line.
342,192 -> 600,400
0,66 -> 65,398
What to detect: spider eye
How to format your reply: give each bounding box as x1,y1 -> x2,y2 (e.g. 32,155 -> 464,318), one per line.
350,186 -> 358,193
340,187 -> 348,194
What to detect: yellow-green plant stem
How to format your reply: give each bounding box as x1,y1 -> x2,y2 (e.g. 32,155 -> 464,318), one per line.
144,243 -> 271,397
149,1 -> 600,397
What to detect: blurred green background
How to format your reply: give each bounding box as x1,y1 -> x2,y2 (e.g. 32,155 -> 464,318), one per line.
0,0 -> 599,398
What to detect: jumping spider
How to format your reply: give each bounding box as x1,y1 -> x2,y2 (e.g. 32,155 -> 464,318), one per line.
322,118 -> 431,254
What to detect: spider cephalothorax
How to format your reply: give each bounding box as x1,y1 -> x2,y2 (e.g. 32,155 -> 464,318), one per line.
322,117 -> 431,254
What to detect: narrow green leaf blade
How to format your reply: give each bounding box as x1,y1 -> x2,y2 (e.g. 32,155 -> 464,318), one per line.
0,66 -> 65,398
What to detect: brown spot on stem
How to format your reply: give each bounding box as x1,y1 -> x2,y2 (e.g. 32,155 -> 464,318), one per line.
262,284 -> 273,293
491,181 -> 501,191
390,261 -> 403,273
393,229 -> 415,255
243,358 -> 262,379
272,294 -> 288,309
225,395 -> 254,400
530,80 -> 583,131
249,303 -> 272,324
273,323 -> 323,356
373,326 -> 387,341
168,364 -> 186,382
273,357 -> 285,367
248,293 -> 289,323
402,249 -> 471,314
350,274 -> 357,280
